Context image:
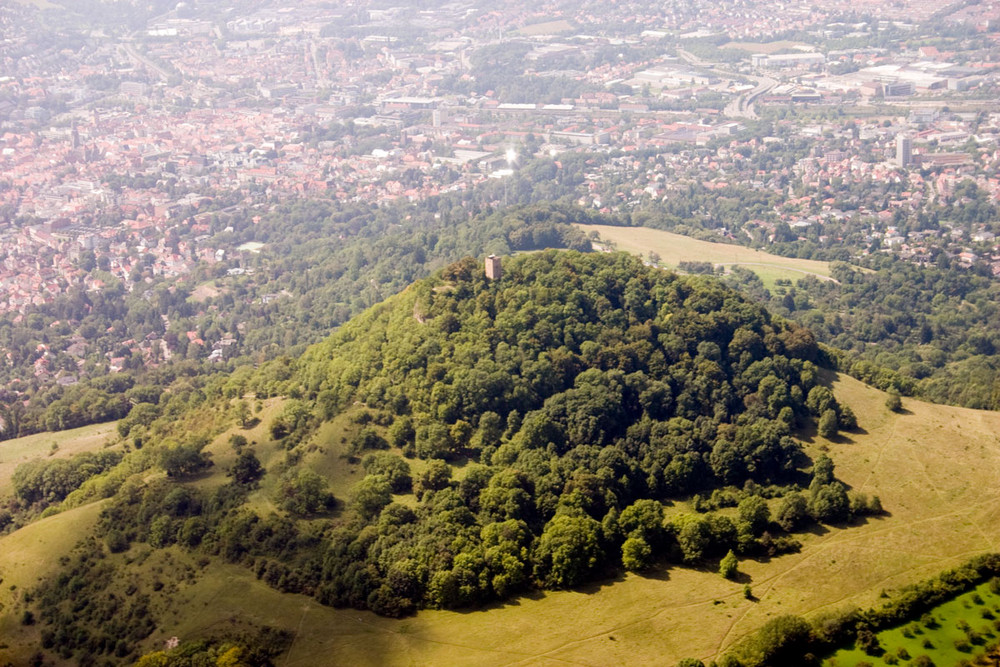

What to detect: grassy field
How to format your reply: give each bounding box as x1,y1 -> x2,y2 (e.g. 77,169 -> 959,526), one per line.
0,502 -> 105,659
579,224 -> 833,289
518,20 -> 574,36
826,580 -> 1000,665
723,40 -> 810,54
11,0 -> 60,8
189,282 -> 222,303
4,373 -> 1000,665
0,421 -> 117,496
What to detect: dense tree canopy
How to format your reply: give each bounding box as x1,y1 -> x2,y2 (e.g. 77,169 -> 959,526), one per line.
221,251 -> 852,613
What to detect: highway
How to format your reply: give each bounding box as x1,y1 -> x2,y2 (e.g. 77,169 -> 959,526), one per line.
677,48 -> 776,120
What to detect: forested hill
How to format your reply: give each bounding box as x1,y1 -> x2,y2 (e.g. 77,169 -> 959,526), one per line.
22,251 -> 879,661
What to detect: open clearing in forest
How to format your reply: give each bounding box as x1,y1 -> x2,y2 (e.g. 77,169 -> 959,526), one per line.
579,223 -> 834,289
189,282 -> 223,303
0,421 -> 117,496
4,374 -> 1000,666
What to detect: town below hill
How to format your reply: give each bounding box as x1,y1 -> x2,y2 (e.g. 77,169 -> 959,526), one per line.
3,2 -> 1000,427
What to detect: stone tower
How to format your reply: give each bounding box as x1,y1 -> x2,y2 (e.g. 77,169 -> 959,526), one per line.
485,254 -> 502,280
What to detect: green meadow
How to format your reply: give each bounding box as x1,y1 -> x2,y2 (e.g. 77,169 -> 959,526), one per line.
826,580 -> 1000,666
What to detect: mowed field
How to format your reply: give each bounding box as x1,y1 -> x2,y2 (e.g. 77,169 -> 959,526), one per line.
3,375 -> 1000,665
580,224 -> 834,289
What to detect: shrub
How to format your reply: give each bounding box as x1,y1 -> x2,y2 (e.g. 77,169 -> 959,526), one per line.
818,409 -> 839,438
622,535 -> 653,572
719,549 -> 739,580
857,629 -> 881,656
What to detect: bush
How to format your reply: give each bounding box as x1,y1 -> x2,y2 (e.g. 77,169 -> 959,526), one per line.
622,535 -> 653,572
719,549 -> 739,580
838,404 -> 858,431
818,409 -> 838,438
105,530 -> 129,553
350,426 -> 388,454
230,450 -> 264,485
362,452 -> 411,493
275,469 -> 335,514
857,629 -> 881,655
160,442 -> 212,477
739,615 -> 813,666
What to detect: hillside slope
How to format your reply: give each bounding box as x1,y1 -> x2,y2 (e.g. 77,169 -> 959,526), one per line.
2,251 -> 884,663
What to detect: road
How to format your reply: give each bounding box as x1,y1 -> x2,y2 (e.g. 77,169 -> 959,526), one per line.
121,43 -> 172,83
677,48 -> 776,120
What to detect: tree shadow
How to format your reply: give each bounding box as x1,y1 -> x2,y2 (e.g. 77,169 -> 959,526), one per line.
845,509 -> 893,525
731,571 -> 753,585
576,570 -> 632,593
801,522 -> 831,537
449,589 -> 547,615
242,417 -> 261,430
788,467 -> 814,490
634,563 -> 672,582
795,424 -> 817,444
452,570 -> 637,615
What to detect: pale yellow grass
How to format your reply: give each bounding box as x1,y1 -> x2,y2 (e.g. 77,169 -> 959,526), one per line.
0,421 -> 117,496
189,282 -> 222,303
11,0 -> 59,8
723,40 -> 811,54
581,223 -> 833,288
518,20 -> 574,36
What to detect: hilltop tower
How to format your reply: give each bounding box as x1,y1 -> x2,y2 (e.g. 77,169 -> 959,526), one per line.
485,254 -> 502,280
